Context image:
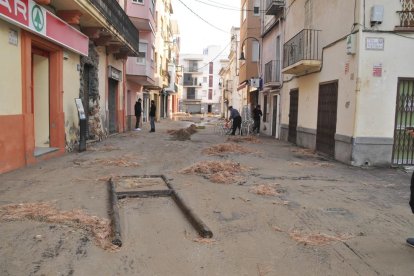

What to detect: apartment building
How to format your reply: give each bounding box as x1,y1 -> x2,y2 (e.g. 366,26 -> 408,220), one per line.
180,45 -> 224,114
125,0 -> 157,128
164,19 -> 181,118
0,0 -> 139,173
279,0 -> 414,166
155,0 -> 174,119
259,0 -> 284,138
219,27 -> 241,118
238,0 -> 261,115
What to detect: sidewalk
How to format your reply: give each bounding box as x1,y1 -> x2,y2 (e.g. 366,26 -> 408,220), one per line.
1,118 -> 413,275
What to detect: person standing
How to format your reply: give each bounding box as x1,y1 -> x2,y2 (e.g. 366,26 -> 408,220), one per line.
134,98 -> 142,130
252,105 -> 263,134
149,100 -> 156,132
228,106 -> 242,135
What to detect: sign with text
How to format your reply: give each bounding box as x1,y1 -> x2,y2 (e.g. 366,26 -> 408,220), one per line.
0,0 -> 88,56
75,98 -> 86,120
366,37 -> 384,50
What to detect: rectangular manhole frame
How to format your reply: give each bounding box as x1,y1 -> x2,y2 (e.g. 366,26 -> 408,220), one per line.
108,175 -> 212,247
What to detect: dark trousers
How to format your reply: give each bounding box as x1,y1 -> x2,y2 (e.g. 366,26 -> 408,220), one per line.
135,115 -> 141,128
231,116 -> 242,135
253,119 -> 260,133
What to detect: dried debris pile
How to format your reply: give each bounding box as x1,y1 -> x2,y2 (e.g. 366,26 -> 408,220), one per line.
167,124 -> 198,141
227,136 -> 261,144
291,147 -> 317,156
0,202 -> 116,250
202,143 -> 253,156
289,230 -> 353,246
180,160 -> 245,184
271,226 -> 353,246
90,156 -> 139,167
249,184 -> 280,196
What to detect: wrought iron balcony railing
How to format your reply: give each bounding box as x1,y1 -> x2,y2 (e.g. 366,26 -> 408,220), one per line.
283,29 -> 321,69
397,10 -> 414,27
88,0 -> 139,54
264,60 -> 281,84
265,0 -> 285,15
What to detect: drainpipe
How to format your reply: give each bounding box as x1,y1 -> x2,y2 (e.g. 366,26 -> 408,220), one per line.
351,0 -> 365,165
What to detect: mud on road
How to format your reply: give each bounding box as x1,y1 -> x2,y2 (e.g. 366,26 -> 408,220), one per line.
1,117 -> 414,276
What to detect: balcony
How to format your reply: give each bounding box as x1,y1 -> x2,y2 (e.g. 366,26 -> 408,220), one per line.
265,0 -> 285,16
264,60 -> 281,86
88,0 -> 139,54
126,0 -> 155,31
396,1 -> 414,31
282,29 -> 321,75
183,67 -> 203,74
183,79 -> 202,87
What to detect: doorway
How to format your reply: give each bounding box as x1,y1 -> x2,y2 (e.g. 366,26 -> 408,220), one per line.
316,81 -> 338,156
32,49 -> 50,154
392,78 -> 414,165
108,79 -> 118,134
208,104 -> 212,113
272,95 -> 278,137
288,89 -> 299,144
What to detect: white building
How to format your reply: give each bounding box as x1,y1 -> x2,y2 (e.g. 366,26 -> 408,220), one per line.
278,0 -> 414,166
180,45 -> 225,114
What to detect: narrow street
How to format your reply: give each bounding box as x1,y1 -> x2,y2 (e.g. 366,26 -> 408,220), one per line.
1,117 -> 414,276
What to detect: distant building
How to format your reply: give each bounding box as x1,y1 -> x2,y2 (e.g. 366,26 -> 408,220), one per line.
180,45 -> 225,114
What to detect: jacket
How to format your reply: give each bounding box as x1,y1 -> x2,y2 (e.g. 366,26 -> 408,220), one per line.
149,104 -> 156,117
134,101 -> 142,116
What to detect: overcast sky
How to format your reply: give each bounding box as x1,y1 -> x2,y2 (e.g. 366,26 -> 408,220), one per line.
171,0 -> 240,55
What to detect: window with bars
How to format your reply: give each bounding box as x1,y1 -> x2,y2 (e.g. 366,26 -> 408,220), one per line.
132,0 -> 144,4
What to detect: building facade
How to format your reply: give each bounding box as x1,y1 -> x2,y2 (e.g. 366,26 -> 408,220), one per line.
259,0 -> 284,138
0,0 -> 139,173
180,45 -> 224,115
239,0 -> 261,117
219,27 -> 241,118
279,0 -> 414,166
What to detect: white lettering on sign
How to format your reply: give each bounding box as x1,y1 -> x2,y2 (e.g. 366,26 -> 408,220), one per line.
15,0 -> 27,20
0,0 -> 11,13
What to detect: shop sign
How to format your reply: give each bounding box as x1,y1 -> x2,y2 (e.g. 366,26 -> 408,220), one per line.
108,66 -> 122,81
0,0 -> 88,56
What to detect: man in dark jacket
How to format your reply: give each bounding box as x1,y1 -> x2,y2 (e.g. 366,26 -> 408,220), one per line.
134,98 -> 142,130
407,129 -> 414,247
228,106 -> 242,135
252,105 -> 263,134
149,100 -> 156,132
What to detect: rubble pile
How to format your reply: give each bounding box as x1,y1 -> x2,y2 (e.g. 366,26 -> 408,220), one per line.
167,124 -> 198,141
202,143 -> 253,156
249,184 -> 279,196
180,160 -> 245,184
0,202 -> 116,250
